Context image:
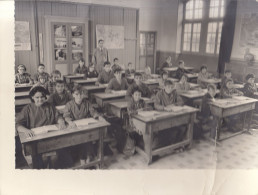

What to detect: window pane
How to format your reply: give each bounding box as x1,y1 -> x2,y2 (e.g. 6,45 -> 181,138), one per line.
194,0 -> 203,19
183,23 -> 192,51
216,22 -> 223,54
185,0 -> 194,19
209,0 -> 225,18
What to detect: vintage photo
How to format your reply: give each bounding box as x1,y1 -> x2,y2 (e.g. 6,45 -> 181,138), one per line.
14,0 -> 258,171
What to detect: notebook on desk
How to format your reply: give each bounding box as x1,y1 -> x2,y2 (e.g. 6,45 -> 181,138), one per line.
138,110 -> 160,118
73,118 -> 98,127
31,125 -> 59,135
111,90 -> 127,95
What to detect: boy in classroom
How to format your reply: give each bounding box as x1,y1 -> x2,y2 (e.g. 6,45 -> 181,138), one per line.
197,65 -> 212,89
221,70 -> 232,88
16,86 -> 66,169
46,70 -> 62,94
96,61 -> 114,85
161,56 -> 172,71
126,72 -> 152,98
175,74 -> 191,94
73,58 -> 88,75
48,80 -> 73,107
33,64 -> 50,83
154,80 -> 185,146
15,64 -> 33,85
105,67 -> 129,93
200,84 -> 218,140
243,74 -> 258,113
143,65 -> 152,80
63,85 -> 105,165
175,60 -> 190,80
158,70 -> 169,89
220,78 -> 243,98
85,63 -> 98,78
111,58 -> 121,72
33,75 -> 49,92
125,62 -> 135,76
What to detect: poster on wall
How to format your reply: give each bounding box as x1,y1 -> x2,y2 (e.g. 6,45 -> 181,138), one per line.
15,21 -> 31,51
239,13 -> 258,49
96,25 -> 124,49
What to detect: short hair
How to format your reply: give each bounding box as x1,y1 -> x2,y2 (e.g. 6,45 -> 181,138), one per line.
246,73 -> 255,81
29,86 -> 49,102
164,79 -> 174,86
161,71 -> 168,77
71,84 -> 83,94
98,39 -> 104,43
113,58 -> 118,62
38,75 -> 46,79
178,60 -> 184,65
207,84 -> 216,91
38,64 -> 45,67
51,70 -> 61,77
104,61 -> 111,66
200,65 -> 207,71
225,70 -> 231,74
113,67 -> 122,74
131,86 -> 142,95
55,80 -> 65,85
17,64 -> 26,71
134,72 -> 142,78
128,62 -> 132,66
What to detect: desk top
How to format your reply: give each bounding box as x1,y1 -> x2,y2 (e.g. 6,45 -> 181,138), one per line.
167,78 -> 179,82
15,84 -> 32,89
180,89 -> 219,99
185,73 -> 198,79
94,91 -> 127,99
15,91 -> 30,97
210,96 -> 258,109
82,85 -> 107,91
135,70 -> 145,73
164,66 -> 194,72
142,79 -> 159,85
109,98 -> 154,109
63,75 -> 84,79
19,120 -> 110,144
15,98 -> 31,106
233,84 -> 244,89
133,105 -> 198,122
204,78 -> 221,84
73,78 -> 98,84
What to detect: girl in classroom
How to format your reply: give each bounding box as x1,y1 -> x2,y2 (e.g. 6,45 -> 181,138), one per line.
176,74 -> 191,94
74,58 -> 88,75
197,65 -> 212,89
15,64 -> 33,85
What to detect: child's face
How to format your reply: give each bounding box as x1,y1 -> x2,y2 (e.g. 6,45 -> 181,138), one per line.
128,63 -> 133,69
79,60 -> 84,67
39,78 -> 46,84
225,72 -> 231,79
201,68 -> 207,74
114,60 -> 119,65
145,67 -> 151,74
208,88 -> 216,97
162,74 -> 168,80
52,74 -> 61,82
55,83 -> 65,94
89,66 -> 94,72
32,92 -> 46,106
38,66 -> 45,73
104,64 -> 111,72
18,67 -> 25,74
179,62 -> 184,68
99,41 -> 104,48
226,81 -> 233,89
133,91 -> 141,102
248,78 -> 255,84
164,84 -> 174,94
114,71 -> 122,80
180,75 -> 187,83
134,76 -> 142,85
73,90 -> 84,104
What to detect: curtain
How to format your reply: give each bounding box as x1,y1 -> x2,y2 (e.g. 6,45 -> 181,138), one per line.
217,0 -> 238,76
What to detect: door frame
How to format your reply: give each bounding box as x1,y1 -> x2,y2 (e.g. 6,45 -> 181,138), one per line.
44,16 -> 89,74
139,31 -> 157,73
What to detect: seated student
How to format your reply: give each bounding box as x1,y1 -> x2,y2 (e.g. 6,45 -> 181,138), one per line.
63,85 -> 104,165
161,56 -> 172,71
48,80 -> 73,107
175,60 -> 190,80
143,65 -> 152,80
197,65 -> 212,89
96,61 -> 114,85
126,72 -> 152,98
154,80 -> 185,146
73,58 -> 88,75
105,67 -> 129,93
86,64 -> 98,78
221,70 -> 232,88
243,73 -> 257,98
46,70 -> 62,94
220,78 -> 243,98
175,74 -> 191,94
33,75 -> 49,91
15,64 -> 33,85
125,62 -> 135,76
158,71 -> 169,89
34,64 -> 50,83
111,58 -> 121,72
16,86 -> 66,169
200,84 -> 218,139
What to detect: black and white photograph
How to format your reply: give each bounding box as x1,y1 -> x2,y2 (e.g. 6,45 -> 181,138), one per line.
1,0 -> 258,194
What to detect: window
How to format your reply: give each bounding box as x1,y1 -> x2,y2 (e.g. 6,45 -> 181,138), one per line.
182,0 -> 225,54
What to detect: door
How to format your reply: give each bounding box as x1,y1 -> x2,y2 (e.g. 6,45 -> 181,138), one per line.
52,22 -> 86,76
139,32 -> 156,73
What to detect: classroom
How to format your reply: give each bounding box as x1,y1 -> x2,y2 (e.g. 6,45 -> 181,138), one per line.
14,0 -> 258,170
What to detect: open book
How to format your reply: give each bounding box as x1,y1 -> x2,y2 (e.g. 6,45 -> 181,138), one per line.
138,110 -> 160,118
111,90 -> 127,95
73,118 -> 98,127
31,125 -> 59,135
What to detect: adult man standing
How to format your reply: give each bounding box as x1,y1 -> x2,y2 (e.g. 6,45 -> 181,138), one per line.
92,39 -> 109,73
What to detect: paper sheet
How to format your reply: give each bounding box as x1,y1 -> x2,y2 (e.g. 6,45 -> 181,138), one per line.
73,118 -> 98,127
31,125 -> 59,135
138,110 -> 160,117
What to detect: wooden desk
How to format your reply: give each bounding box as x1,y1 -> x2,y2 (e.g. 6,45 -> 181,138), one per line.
55,105 -> 65,114
19,120 -> 110,169
203,78 -> 221,84
82,85 -> 106,100
209,97 -> 258,141
167,78 -> 179,82
151,74 -> 160,79
63,75 -> 84,83
94,91 -> 127,108
132,106 -> 198,164
142,79 -> 159,90
15,91 -> 30,98
185,73 -> 198,82
189,83 -> 200,89
135,70 -> 145,73
233,83 -> 244,90
164,66 -> 194,72
15,98 -> 31,106
15,84 -> 32,92
73,78 -> 98,86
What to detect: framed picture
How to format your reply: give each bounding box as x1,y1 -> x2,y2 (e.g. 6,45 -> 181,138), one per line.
54,24 -> 66,38
72,38 -> 83,49
71,25 -> 83,37
72,50 -> 83,61
54,38 -> 67,48
55,49 -> 67,61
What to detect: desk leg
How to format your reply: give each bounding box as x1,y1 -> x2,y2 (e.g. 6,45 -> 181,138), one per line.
98,129 -> 104,169
142,127 -> 153,165
216,118 -> 222,141
186,113 -> 195,149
